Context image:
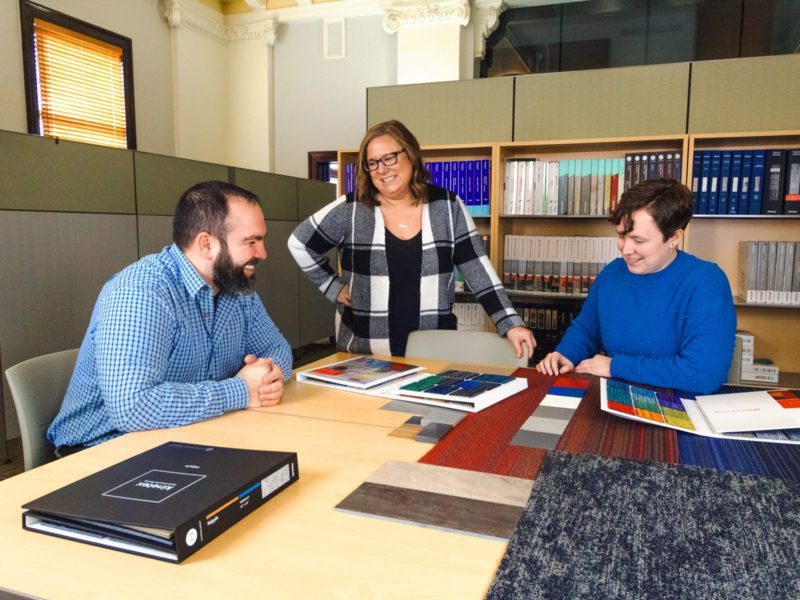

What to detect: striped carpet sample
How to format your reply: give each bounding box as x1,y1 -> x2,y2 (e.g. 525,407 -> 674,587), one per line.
511,377 -> 589,450
418,369 -> 556,479
335,461 -> 534,539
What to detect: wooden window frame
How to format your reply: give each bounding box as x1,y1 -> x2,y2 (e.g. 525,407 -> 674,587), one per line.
19,0 -> 137,149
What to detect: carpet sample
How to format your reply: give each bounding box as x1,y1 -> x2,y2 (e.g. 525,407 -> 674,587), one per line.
418,370 -> 556,478
336,461 -> 533,539
487,451 -> 800,599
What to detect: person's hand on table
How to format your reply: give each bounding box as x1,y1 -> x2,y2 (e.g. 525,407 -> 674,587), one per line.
507,326 -> 536,359
536,351 -> 574,376
574,354 -> 612,378
239,355 -> 284,408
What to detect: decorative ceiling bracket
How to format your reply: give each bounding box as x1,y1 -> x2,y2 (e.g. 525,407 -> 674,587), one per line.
162,0 -> 276,45
382,0 -> 471,34
472,0 -> 505,59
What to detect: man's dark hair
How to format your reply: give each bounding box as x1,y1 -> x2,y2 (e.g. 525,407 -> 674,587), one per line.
173,181 -> 261,249
609,178 -> 693,241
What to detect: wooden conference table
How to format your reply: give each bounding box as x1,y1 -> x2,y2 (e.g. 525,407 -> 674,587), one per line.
0,354 -> 517,599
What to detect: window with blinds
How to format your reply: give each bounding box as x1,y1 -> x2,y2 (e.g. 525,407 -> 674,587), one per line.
20,2 -> 136,149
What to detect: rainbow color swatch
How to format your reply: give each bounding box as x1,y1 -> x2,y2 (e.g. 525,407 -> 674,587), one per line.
605,379 -> 695,432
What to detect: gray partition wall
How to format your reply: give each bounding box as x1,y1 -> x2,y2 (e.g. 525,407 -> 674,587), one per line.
367,78 -> 515,145
0,129 -> 335,449
514,63 -> 691,141
688,55 -> 800,133
297,179 -> 337,346
233,167 -> 302,348
0,129 -> 140,452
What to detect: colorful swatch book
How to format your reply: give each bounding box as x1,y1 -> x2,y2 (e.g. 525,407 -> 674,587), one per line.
383,369 -> 528,413
296,356 -> 425,394
601,378 -> 800,444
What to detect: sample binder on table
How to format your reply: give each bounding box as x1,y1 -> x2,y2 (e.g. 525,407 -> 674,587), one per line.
383,369 -> 529,413
600,378 -> 800,444
296,355 -> 426,395
22,442 -> 299,563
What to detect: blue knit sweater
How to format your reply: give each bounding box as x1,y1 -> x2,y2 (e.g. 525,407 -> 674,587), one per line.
556,251 -> 736,394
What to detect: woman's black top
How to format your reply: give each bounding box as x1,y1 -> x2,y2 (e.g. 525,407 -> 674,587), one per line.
385,228 -> 422,356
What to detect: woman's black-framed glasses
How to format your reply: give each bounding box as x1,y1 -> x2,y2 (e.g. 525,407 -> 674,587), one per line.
365,149 -> 405,172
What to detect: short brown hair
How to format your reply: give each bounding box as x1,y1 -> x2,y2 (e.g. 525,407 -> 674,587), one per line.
355,120 -> 431,208
609,178 -> 693,241
173,181 -> 260,249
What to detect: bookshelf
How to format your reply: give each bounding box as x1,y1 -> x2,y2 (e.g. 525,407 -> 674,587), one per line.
338,132 -> 799,373
684,131 -> 800,374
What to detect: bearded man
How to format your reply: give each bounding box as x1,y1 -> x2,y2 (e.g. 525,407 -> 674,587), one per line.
48,181 -> 292,455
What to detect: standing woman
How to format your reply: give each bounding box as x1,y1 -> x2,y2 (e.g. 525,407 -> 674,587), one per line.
288,120 -> 535,358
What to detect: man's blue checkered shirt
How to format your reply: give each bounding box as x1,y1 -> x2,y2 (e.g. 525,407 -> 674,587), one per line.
48,244 -> 292,448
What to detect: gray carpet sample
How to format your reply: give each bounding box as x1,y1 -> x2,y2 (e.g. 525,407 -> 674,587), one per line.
487,451 -> 800,599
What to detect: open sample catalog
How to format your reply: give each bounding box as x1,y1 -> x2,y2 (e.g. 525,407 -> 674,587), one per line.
600,378 -> 800,444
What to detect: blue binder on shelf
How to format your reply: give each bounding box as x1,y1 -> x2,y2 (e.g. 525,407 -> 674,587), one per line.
699,151 -> 712,214
749,150 -> 766,215
739,151 -> 753,214
718,151 -> 732,215
708,151 -> 722,214
728,151 -> 742,214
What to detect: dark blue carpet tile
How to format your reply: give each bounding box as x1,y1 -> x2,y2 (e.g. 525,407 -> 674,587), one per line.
487,451 -> 800,599
677,432 -> 800,482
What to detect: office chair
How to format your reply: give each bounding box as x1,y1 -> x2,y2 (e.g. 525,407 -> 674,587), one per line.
405,330 -> 529,368
5,348 -> 79,471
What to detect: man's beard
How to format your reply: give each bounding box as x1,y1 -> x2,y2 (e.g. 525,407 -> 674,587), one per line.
213,243 -> 258,295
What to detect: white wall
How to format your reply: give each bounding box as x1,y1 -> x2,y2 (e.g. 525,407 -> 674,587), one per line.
0,0 -> 176,155
273,15 -> 396,178
170,23 -> 228,163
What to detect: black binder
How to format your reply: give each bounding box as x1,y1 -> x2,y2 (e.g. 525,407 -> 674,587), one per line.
22,442 -> 299,563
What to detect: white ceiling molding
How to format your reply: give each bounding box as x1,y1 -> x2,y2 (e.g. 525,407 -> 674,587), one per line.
382,0 -> 470,34
244,0 -> 267,10
472,0 -> 505,59
260,0 -> 383,23
162,0 -> 276,45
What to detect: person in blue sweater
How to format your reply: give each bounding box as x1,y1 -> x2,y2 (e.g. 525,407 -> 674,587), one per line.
536,178 -> 736,394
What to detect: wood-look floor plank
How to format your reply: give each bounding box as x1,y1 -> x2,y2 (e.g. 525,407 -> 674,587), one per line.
364,461 -> 533,507
336,482 -> 525,540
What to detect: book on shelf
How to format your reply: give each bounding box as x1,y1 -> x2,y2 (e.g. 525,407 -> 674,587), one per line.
699,151 -> 711,214
513,301 -> 580,362
296,356 -> 425,393
728,151 -> 742,214
786,149 -> 800,215
742,357 -> 780,384
502,234 -> 618,296
383,369 -> 528,413
737,240 -> 799,306
691,147 -> 799,214
600,378 -> 800,444
708,150 -> 721,214
739,150 -> 753,214
763,149 -> 787,215
737,240 -> 759,304
22,442 -> 299,563
718,150 -> 732,214
691,152 -> 702,213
